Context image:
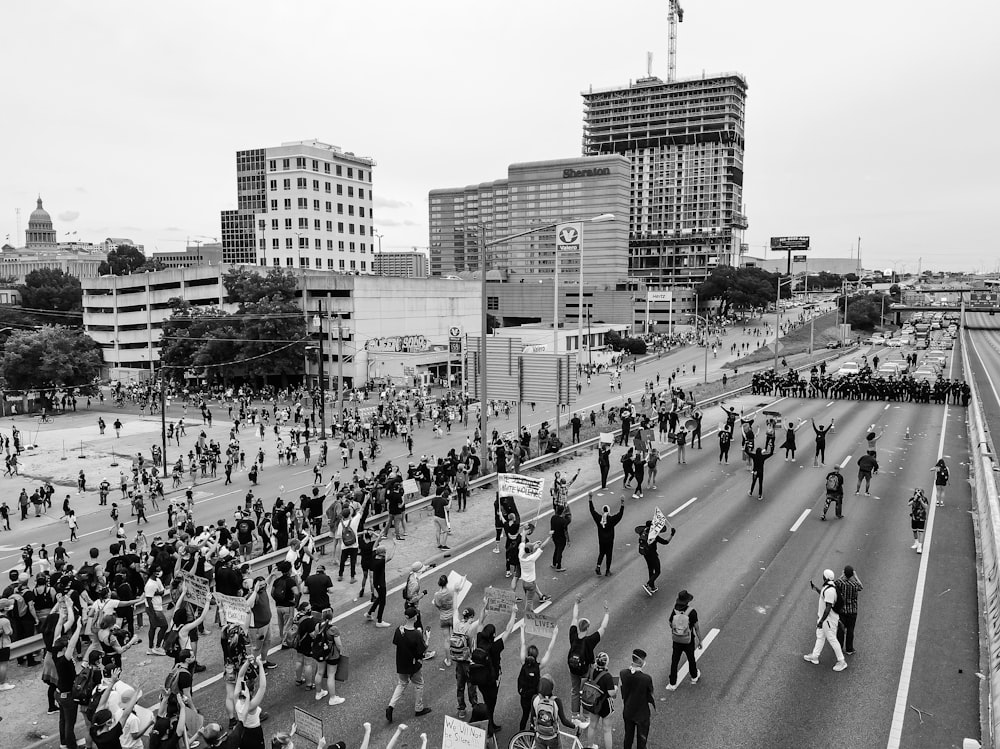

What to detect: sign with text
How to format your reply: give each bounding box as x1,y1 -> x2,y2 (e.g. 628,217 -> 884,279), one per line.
647,291 -> 673,303
556,222 -> 582,253
524,611 -> 557,638
483,586 -> 517,629
449,337 -> 462,354
769,236 -> 810,251
792,255 -> 808,263
599,432 -> 614,444
215,593 -> 251,628
442,714 -> 486,749
293,707 -> 324,746
182,571 -> 210,609
498,473 -> 545,502
449,571 -> 473,629
402,478 -> 420,496
648,507 -> 667,543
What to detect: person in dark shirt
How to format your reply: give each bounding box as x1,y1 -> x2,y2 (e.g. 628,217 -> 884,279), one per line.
234,515 -> 255,561
619,648 -> 655,749
636,522 -> 676,595
305,566 -> 334,611
589,494 -> 624,576
89,667 -> 141,749
386,607 -> 431,723
54,615 -> 83,749
549,506 -> 570,572
748,446 -> 775,500
366,545 -> 392,625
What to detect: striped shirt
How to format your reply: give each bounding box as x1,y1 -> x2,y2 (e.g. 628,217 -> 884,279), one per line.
835,575 -> 864,615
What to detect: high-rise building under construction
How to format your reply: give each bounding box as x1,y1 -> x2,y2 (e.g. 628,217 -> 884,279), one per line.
581,72 -> 749,287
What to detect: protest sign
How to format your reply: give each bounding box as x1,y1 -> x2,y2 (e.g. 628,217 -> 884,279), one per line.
215,592 -> 251,628
442,715 -> 486,749
293,707 -> 324,746
402,478 -> 420,496
599,432 -> 614,445
448,571 -> 473,628
181,571 -> 210,609
648,507 -> 667,543
498,473 -> 545,502
483,585 -> 517,629
524,611 -> 556,638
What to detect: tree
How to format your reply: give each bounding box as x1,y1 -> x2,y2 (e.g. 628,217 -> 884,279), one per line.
137,256 -> 167,273
813,272 -> 844,290
98,244 -> 149,276
17,268 -> 83,312
847,293 -> 890,331
604,331 -> 647,355
0,326 -> 102,390
158,269 -> 307,385
695,266 -> 785,318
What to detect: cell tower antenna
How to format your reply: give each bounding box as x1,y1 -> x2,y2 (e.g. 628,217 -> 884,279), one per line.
668,0 -> 685,82
647,51 -> 653,78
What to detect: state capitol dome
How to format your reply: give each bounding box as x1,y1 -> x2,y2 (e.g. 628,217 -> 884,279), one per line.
25,196 -> 57,249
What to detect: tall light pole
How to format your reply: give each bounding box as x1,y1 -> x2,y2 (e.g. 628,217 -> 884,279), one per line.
477,213 -> 614,467
373,230 -> 384,275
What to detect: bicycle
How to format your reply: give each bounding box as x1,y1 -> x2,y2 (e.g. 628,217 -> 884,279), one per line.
508,723 -> 589,749
39,414 -> 53,424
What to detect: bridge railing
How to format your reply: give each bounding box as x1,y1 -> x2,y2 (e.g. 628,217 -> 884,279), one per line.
961,330 -> 1000,747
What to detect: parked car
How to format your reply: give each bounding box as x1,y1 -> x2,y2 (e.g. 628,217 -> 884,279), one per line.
870,334 -> 886,345
887,338 -> 903,347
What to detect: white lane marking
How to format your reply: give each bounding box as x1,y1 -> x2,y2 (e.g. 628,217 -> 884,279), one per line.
789,509 -> 811,532
839,455 -> 852,468
661,627 -> 720,693
886,349 -> 954,749
668,497 -> 698,518
883,404 -> 891,411
826,402 -> 834,407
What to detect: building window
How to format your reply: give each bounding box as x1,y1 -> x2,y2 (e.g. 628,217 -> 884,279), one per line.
336,165 -> 342,176
312,159 -> 319,171
297,198 -> 307,209
312,180 -> 320,191
313,220 -> 320,231
487,296 -> 499,310
359,188 -> 365,199
349,242 -> 356,252
297,178 -> 307,189
359,207 -> 366,218
270,199 -> 278,210
337,203 -> 344,214
285,238 -> 293,248
313,200 -> 320,211
348,187 -> 354,198
337,185 -> 343,195
298,218 -> 308,229
269,160 -> 277,171
360,226 -> 366,236
347,167 -> 354,179
298,237 -> 308,248
271,219 -> 278,230
282,159 -> 290,170
269,179 -> 277,191
327,259 -> 335,269
302,257 -> 310,268
348,205 -> 355,216
326,221 -> 333,231
360,243 -> 366,253
325,201 -> 332,212
348,224 -> 355,235
350,260 -> 356,270
314,239 -> 320,250
286,257 -> 294,267
326,240 -> 334,250
258,219 -> 266,230
283,179 -> 291,190
285,219 -> 293,229
358,169 -> 364,181
325,182 -> 331,193
337,222 -> 344,233
284,199 -> 291,210
338,241 -> 345,250
324,163 -> 330,173
361,261 -> 366,271
273,258 -> 280,267
272,238 -> 279,249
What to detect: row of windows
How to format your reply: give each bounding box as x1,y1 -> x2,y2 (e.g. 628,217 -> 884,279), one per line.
259,237 -> 368,253
269,158 -> 370,182
265,256 -> 366,271
258,216 -> 367,236
271,178 -> 368,200
268,199 -> 372,222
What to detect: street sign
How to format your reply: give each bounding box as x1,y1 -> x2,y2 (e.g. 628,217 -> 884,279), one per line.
449,326 -> 462,337
449,337 -> 462,354
647,291 -> 673,303
792,255 -> 807,263
770,236 -> 810,251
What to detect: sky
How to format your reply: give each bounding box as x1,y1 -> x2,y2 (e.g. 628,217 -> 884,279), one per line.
4,0 -> 999,274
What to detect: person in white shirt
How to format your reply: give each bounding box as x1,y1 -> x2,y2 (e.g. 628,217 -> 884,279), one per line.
803,568 -> 848,672
109,684 -> 151,749
512,533 -> 553,613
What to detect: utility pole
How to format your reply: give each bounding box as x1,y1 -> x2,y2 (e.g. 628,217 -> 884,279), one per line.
159,361 -> 167,471
336,314 -> 344,434
316,300 -> 327,438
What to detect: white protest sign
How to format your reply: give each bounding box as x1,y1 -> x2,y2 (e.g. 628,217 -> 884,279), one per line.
599,432 -> 614,445
648,507 -> 667,543
214,592 -> 251,628
293,707 -> 324,746
524,611 -> 556,638
448,571 -> 473,629
498,473 -> 545,502
442,714 -> 486,749
182,571 -> 210,609
402,478 -> 420,496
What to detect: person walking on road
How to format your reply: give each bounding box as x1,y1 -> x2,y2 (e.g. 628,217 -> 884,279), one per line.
550,505 -> 570,572
780,421 -> 797,461
909,488 -> 929,554
931,458 -> 950,507
632,449 -> 646,498
619,648 -> 655,749
748,446 -> 775,500
568,596 -> 610,714
385,606 -> 432,723
597,442 -> 611,489
621,448 -> 635,490
803,569 -> 848,672
517,619 -> 559,730
718,426 -> 732,464
835,565 -> 863,656
512,534 -> 552,613
589,493 -> 624,576
647,448 -> 659,490
637,521 -> 676,595
666,589 -> 701,690
811,418 -> 833,467
820,465 -> 845,521
856,454 -> 878,495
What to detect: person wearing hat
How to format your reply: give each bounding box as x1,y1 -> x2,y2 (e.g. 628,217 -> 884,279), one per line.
805,569 -> 848,671
385,606 -> 432,723
666,590 -> 701,690
402,562 -> 433,656
821,464 -> 845,521
88,669 -> 143,747
619,649 -> 655,749
834,565 -> 863,656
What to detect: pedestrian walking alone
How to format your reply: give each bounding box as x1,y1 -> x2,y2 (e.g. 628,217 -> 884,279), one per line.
666,589 -> 701,690
619,648 -> 655,749
636,521 -> 676,595
748,446 -> 775,500
931,458 -> 949,507
856,454 -> 878,495
589,493 -> 624,576
780,421 -> 797,461
820,465 -> 845,521
385,606 -> 433,723
803,569 -> 847,671
909,488 -> 929,554
835,565 -> 863,656
597,442 -> 611,489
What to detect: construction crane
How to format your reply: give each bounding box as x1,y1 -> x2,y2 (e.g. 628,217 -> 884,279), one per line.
668,0 -> 685,82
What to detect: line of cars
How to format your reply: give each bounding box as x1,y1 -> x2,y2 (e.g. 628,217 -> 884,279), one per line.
833,349 -> 950,382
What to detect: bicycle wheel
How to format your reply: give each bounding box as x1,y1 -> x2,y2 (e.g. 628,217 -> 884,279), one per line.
507,732 -> 535,749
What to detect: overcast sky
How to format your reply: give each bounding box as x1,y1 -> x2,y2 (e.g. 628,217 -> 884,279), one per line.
4,0 -> 998,273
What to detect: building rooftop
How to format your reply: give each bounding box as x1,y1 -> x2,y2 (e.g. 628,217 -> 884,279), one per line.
582,71 -> 748,97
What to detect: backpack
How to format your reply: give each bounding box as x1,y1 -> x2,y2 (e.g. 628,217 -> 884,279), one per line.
826,473 -> 840,492
281,614 -> 304,649
534,695 -> 558,740
341,521 -> 357,547
163,625 -> 182,659
77,563 -> 98,596
671,609 -> 692,643
567,638 -> 588,676
271,576 -> 295,607
637,529 -> 650,557
163,663 -> 188,694
310,624 -> 337,661
517,658 -> 540,696
823,583 -> 845,616
71,664 -> 100,704
448,630 -> 472,663
911,498 -> 927,523
580,671 -> 608,715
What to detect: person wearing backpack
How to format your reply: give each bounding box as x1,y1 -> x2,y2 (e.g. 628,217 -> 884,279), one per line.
582,652 -> 617,749
337,507 -> 361,583
531,675 -> 583,748
909,488 -> 929,554
666,589 -> 701,690
931,457 -> 950,507
568,596 -> 610,714
804,568 -> 848,671
310,610 -> 346,707
821,465 -> 846,521
517,619 -> 558,730
448,604 -> 481,719
271,561 -> 300,644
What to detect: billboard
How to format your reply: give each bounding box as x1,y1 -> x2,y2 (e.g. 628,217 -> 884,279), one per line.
647,291 -> 673,303
770,236 -> 810,251
792,255 -> 807,263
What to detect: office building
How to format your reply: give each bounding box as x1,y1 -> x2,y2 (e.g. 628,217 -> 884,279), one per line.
373,250 -> 428,278
582,73 -> 749,287
220,140 -> 376,273
82,267 -> 480,387
428,155 -> 630,284
152,243 -> 224,269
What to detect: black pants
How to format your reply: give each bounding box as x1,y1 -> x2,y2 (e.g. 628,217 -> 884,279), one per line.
750,471 -> 763,497
519,691 -> 535,730
552,537 -> 566,568
58,692 -> 79,749
367,583 -> 387,622
837,611 -> 858,652
624,718 -> 649,749
455,661 -> 478,711
339,548 -> 358,578
596,541 -> 613,573
823,494 -> 843,518
599,463 -> 609,488
644,553 -> 661,588
669,639 -> 699,684
719,444 -> 730,462
815,444 -> 826,463
693,428 -> 702,448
